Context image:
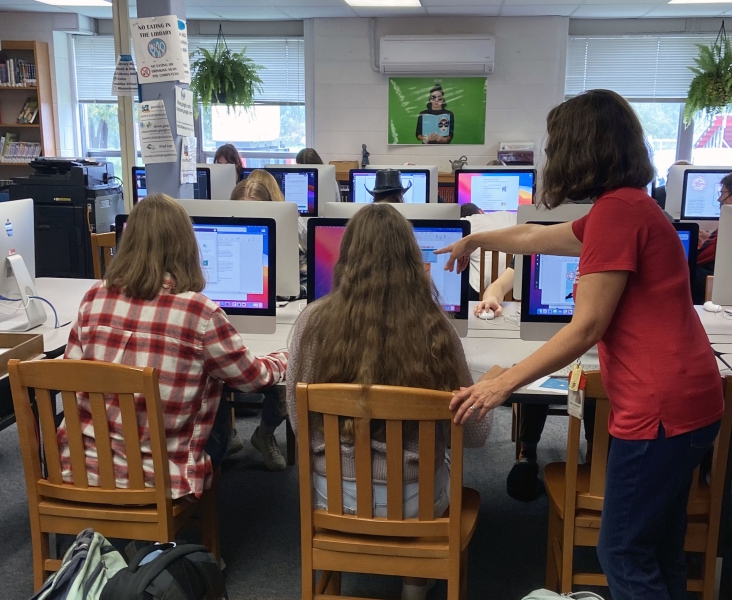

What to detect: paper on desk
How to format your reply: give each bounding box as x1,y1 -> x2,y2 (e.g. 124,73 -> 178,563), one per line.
525,376 -> 569,395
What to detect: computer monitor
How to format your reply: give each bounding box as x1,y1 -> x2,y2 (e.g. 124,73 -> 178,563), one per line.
131,166 -> 212,203
263,167 -> 318,216
521,221 -> 700,340
365,165 -> 439,203
513,203 -> 593,300
307,217 -> 470,336
197,163 -> 237,200
115,214 -> 276,333
177,199 -> 300,298
349,169 -> 430,204
0,198 -> 44,331
713,204 -> 732,305
456,169 -> 536,213
681,169 -> 731,220
323,202 -> 459,220
265,163 -> 339,212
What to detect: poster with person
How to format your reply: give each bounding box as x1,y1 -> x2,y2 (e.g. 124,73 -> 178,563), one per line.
387,77 -> 487,145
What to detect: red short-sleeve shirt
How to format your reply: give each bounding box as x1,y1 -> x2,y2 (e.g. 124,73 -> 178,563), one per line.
572,187 -> 723,440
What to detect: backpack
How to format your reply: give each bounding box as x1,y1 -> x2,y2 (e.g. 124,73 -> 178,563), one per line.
100,543 -> 227,600
30,528 -> 127,600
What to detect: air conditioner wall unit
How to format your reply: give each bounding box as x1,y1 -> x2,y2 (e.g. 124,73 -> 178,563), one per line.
379,34 -> 495,75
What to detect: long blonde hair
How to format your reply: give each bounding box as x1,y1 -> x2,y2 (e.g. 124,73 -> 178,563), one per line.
230,169 -> 284,202
105,194 -> 205,300
296,203 -> 463,394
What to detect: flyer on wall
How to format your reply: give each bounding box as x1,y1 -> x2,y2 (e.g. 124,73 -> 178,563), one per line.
138,100 -> 177,164
130,15 -> 190,84
387,77 -> 487,146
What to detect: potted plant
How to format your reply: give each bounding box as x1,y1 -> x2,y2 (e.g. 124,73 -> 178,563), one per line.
684,23 -> 732,126
189,25 -> 263,113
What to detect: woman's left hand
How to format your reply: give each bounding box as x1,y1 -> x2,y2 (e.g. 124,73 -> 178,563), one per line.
450,366 -> 512,424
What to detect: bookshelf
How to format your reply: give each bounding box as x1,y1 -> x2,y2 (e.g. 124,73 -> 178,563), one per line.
0,41 -> 56,173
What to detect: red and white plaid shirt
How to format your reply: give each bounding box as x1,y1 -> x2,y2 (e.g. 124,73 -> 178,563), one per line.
58,280 -> 288,499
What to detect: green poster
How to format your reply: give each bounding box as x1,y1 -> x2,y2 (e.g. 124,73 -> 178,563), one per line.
388,77 -> 487,146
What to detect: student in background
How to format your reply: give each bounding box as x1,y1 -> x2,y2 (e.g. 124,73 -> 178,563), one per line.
214,143 -> 244,181
695,171 -> 732,303
58,194 -> 288,498
366,169 -> 410,203
288,203 -> 491,600
232,169 -> 286,203
295,147 -> 340,203
653,159 -> 691,210
438,89 -> 723,600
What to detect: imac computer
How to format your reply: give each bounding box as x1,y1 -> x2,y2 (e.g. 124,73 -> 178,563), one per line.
177,199 -> 300,298
713,204 -> 732,305
356,165 -> 439,203
456,169 -> 536,213
663,164 -> 731,220
349,169 -> 430,204
0,198 -> 45,331
116,214 -> 276,333
265,163 -> 339,210
197,163 -> 238,200
263,167 -> 318,216
323,202 -> 459,220
308,218 -> 470,336
132,166 -> 211,204
680,169 -> 731,220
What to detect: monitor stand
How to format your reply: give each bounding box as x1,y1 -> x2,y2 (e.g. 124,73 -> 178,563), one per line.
1,254 -> 45,332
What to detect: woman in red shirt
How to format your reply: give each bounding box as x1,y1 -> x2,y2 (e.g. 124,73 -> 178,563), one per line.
437,89 -> 724,599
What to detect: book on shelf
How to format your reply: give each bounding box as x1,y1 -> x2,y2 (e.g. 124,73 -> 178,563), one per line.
0,133 -> 40,163
16,98 -> 38,124
0,57 -> 37,87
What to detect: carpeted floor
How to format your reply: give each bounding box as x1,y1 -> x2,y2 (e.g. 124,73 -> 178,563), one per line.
0,405 -> 595,600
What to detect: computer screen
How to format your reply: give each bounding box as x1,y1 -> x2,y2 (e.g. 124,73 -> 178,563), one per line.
349,169 -> 430,204
681,169 -> 731,219
264,167 -> 318,216
131,166 -> 210,203
114,214 -> 276,332
307,218 -> 469,323
456,169 -> 535,212
131,166 -> 147,205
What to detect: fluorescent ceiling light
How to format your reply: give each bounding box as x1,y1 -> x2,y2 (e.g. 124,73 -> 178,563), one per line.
345,0 -> 422,7
35,0 -> 111,6
668,0 -> 731,3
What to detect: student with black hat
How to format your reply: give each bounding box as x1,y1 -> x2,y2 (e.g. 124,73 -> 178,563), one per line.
365,169 -> 412,203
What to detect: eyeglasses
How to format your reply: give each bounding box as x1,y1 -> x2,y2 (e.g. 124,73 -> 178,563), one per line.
429,95 -> 444,101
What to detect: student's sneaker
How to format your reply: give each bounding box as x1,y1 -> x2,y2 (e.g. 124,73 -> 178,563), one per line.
223,429 -> 245,460
250,426 -> 286,471
401,579 -> 436,600
506,457 -> 540,502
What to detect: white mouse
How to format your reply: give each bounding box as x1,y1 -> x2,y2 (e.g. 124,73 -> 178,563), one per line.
478,309 -> 495,321
704,301 -> 723,313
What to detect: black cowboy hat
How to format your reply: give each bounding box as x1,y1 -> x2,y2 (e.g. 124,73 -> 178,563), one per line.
366,169 -> 413,196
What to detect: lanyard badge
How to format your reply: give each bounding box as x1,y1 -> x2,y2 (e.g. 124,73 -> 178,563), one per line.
567,362 -> 587,419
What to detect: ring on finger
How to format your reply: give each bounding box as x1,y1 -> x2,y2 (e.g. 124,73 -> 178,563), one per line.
469,405 -> 477,411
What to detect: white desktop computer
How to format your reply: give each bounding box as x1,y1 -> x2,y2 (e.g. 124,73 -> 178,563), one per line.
678,168 -> 731,221
455,168 -> 536,214
360,165 -> 439,203
322,202 -> 459,220
198,163 -> 238,201
712,204 -> 732,306
262,167 -> 319,217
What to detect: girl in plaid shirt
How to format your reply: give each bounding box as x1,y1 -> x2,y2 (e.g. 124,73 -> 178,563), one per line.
58,194 -> 288,499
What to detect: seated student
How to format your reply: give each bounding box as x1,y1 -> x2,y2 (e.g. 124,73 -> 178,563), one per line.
653,160 -> 691,210
695,172 -> 732,303
214,143 -> 244,181
287,203 -> 492,600
460,202 -> 515,302
295,147 -> 341,203
366,169 -> 410,203
58,194 -> 288,498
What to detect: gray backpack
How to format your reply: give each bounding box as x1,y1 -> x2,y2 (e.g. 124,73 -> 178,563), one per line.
31,529 -> 127,600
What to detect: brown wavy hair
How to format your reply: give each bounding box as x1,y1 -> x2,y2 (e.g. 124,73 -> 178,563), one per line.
541,89 -> 654,208
231,169 -> 285,202
214,143 -> 243,176
295,148 -> 324,164
296,203 -> 464,401
105,194 -> 205,300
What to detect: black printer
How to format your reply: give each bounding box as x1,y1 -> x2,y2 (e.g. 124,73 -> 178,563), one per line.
9,158 -> 124,278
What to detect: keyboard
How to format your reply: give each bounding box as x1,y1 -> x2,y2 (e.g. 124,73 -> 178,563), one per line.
550,364 -> 601,378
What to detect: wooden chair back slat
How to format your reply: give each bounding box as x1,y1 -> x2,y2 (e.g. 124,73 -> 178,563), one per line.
491,252 -> 500,284
478,250 -> 514,299
36,388 -> 63,486
88,392 -> 115,490
60,389 -> 88,489
688,466 -> 701,504
479,249 -> 487,299
90,232 -> 116,280
418,421 -> 436,521
354,418 -> 373,519
447,419 -> 464,545
119,393 -> 145,490
588,391 -> 610,502
323,414 -> 343,515
385,420 -> 403,521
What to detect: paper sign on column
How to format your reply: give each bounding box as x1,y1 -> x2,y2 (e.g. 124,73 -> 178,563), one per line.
177,19 -> 191,84
181,136 -> 196,184
112,54 -> 138,96
139,100 -> 177,164
175,86 -> 194,137
130,15 -> 188,84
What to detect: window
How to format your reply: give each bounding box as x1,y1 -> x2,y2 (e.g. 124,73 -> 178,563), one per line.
692,111 -> 732,166
632,102 -> 684,185
73,34 -> 305,170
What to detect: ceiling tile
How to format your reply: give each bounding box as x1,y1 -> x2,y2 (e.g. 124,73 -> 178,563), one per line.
206,6 -> 289,18
425,5 -> 502,14
196,0 -> 269,6
570,3 -> 655,16
643,3 -> 727,16
500,4 -> 576,15
270,0 -> 348,5
351,6 -> 427,16
0,2 -> 70,10
183,5 -> 221,18
72,6 -> 113,18
421,0 -> 499,4
503,0 -> 578,5
277,6 -> 357,17
582,0 -> 664,4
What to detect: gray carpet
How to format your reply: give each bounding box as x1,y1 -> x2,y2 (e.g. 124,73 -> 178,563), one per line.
0,406 -> 593,600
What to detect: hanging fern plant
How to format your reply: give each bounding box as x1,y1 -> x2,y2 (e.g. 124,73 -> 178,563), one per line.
189,24 -> 263,114
684,22 -> 732,126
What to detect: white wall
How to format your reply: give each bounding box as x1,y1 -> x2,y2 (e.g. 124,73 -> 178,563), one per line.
310,16 -> 569,171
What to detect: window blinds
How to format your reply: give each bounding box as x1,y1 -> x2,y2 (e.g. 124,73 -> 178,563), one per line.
566,35 -> 718,100
74,35 -> 304,104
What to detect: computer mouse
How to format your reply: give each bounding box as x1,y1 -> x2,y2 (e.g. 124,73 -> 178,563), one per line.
704,301 -> 723,313
478,309 -> 495,321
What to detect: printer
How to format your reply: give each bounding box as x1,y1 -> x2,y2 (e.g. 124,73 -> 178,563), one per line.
9,158 -> 124,278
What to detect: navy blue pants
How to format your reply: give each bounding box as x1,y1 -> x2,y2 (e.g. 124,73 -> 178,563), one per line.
597,420 -> 720,600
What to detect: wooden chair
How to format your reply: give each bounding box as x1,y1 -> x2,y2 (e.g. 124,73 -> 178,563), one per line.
90,231 -> 116,279
297,383 -> 480,600
9,358 -> 220,590
478,249 -> 513,300
544,372 -> 732,599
